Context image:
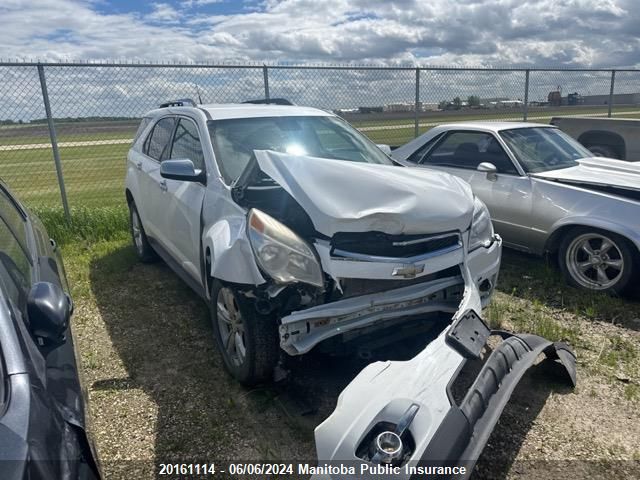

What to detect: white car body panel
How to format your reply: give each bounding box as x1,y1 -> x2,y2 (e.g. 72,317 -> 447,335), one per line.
254,150 -> 475,237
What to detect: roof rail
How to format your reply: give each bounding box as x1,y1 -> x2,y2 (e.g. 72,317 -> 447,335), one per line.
242,98 -> 294,106
159,98 -> 197,108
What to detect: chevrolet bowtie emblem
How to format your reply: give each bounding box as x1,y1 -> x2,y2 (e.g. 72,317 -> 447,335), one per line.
391,264 -> 425,279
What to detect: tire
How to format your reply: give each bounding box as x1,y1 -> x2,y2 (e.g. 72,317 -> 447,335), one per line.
210,281 -> 279,386
558,227 -> 635,294
129,202 -> 157,263
587,145 -> 618,159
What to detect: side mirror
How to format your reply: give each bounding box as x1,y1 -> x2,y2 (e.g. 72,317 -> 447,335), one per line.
27,282 -> 70,348
160,159 -> 204,182
377,144 -> 392,155
477,162 -> 498,181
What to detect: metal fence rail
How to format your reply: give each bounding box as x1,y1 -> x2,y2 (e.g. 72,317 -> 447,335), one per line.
1,62 -> 639,218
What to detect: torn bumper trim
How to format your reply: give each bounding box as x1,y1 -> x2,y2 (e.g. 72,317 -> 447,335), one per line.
313,315 -> 577,480
279,276 -> 464,355
416,332 -> 576,479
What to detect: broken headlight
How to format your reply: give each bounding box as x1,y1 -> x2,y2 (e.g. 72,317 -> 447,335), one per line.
248,208 -> 324,287
468,196 -> 494,251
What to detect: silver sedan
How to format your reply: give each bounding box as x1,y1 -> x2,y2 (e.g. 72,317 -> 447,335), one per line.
392,122 -> 640,294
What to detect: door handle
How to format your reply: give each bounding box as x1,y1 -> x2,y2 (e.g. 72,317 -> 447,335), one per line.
135,161 -> 143,170
159,180 -> 168,192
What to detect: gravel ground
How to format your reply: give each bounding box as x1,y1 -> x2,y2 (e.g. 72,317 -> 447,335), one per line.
63,240 -> 640,479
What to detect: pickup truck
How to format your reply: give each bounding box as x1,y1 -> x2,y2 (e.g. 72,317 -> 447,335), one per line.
551,116 -> 640,160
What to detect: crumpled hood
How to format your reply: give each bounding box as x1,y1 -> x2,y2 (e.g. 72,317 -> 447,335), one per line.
532,157 -> 640,191
254,150 -> 474,237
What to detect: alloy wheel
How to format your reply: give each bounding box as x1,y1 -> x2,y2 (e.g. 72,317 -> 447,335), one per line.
216,287 -> 247,367
566,233 -> 624,290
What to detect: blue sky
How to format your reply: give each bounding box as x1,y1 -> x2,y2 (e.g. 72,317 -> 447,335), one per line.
2,1 -> 640,67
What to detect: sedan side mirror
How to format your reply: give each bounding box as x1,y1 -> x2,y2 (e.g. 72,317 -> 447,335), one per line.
27,282 -> 71,349
477,162 -> 498,181
160,159 -> 205,183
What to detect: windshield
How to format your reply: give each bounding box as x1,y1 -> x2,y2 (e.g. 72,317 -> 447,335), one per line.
499,127 -> 593,173
207,115 -> 392,183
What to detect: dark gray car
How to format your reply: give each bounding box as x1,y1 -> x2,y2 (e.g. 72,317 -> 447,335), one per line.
393,122 -> 640,294
0,181 -> 101,479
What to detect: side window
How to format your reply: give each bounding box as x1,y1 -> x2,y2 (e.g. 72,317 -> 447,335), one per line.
0,188 -> 27,250
407,134 -> 444,164
0,218 -> 31,310
144,117 -> 176,161
423,131 -> 518,174
170,118 -> 205,170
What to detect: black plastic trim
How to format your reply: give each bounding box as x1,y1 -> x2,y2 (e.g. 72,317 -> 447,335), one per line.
446,309 -> 490,358
412,331 -> 576,480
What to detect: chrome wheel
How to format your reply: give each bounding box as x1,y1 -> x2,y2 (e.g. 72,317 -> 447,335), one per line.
216,287 -> 246,367
566,233 -> 624,290
131,209 -> 143,253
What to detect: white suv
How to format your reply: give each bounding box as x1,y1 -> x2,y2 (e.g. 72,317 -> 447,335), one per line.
125,99 -> 502,385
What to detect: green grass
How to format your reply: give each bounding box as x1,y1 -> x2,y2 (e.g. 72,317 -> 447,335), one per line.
34,205 -> 129,246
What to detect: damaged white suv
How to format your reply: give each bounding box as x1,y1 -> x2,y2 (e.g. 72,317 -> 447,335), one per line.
125,99 -> 502,385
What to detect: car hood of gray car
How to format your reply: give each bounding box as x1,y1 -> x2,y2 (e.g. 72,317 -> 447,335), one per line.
532,157 -> 640,191
253,150 -> 475,237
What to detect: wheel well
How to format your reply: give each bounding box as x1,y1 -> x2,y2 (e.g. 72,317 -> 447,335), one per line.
577,130 -> 626,159
545,224 -> 639,257
125,188 -> 134,205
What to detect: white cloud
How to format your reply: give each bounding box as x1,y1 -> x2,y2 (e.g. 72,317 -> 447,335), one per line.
0,0 -> 639,67
147,3 -> 180,23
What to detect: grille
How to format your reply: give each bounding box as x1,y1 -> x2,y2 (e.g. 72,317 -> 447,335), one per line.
331,231 -> 460,259
338,266 -> 462,299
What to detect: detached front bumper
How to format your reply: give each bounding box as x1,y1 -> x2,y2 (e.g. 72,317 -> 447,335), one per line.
278,234 -> 502,356
314,310 -> 576,480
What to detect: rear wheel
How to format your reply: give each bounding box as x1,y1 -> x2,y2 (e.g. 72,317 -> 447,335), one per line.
210,281 -> 279,386
559,227 -> 635,294
129,202 -> 157,263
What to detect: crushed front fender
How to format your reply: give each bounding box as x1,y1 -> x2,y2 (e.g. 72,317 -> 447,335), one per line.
313,311 -> 576,480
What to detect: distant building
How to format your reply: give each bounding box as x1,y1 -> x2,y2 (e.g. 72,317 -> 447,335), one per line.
578,93 -> 640,106
383,102 -> 418,112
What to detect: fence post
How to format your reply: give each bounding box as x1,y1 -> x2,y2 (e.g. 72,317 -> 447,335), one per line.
37,64 -> 70,222
608,70 -> 616,118
263,65 -> 270,101
523,69 -> 530,121
414,67 -> 420,138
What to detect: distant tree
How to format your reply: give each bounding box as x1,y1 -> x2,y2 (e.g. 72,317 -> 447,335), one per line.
438,100 -> 449,110
467,95 -> 481,107
452,96 -> 462,109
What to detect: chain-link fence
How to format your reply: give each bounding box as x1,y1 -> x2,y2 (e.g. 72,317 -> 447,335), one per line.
1,62 -> 639,217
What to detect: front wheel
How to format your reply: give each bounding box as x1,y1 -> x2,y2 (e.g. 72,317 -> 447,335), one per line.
210,281 -> 279,386
559,228 -> 635,294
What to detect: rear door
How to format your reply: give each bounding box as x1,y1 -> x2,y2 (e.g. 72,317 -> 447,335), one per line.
137,116 -> 176,247
159,116 -> 208,283
408,130 -> 534,250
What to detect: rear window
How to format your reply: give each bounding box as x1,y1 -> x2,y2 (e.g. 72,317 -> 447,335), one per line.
144,117 -> 176,161
133,117 -> 152,143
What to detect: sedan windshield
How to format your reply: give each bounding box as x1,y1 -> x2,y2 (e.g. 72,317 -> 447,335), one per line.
499,127 -> 593,173
208,115 -> 392,183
